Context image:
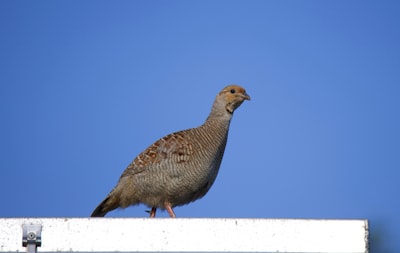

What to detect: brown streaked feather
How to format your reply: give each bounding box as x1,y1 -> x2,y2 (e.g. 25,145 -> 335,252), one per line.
121,130 -> 194,178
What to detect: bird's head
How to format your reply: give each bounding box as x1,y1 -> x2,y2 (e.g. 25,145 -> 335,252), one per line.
208,84 -> 250,120
218,85 -> 251,114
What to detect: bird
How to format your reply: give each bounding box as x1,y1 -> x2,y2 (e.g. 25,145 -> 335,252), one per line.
91,85 -> 250,218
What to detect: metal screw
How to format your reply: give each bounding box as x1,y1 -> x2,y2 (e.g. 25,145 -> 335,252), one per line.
27,232 -> 36,240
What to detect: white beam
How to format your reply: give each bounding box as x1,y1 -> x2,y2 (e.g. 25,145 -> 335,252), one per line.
0,218 -> 368,253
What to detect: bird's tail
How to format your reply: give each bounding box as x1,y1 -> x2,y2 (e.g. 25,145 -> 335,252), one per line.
91,195 -> 120,217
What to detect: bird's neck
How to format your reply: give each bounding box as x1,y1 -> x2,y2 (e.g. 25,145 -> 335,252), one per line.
207,98 -> 234,121
202,114 -> 232,140
200,98 -> 233,139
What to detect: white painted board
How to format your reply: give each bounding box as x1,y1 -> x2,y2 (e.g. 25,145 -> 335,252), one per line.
0,218 -> 368,253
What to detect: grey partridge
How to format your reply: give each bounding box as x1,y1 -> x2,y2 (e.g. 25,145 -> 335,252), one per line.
91,85 -> 250,217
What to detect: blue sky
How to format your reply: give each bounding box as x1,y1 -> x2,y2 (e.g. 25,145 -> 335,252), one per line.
1,1 -> 399,251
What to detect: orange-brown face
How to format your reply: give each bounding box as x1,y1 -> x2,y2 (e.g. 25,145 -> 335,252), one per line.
220,85 -> 251,113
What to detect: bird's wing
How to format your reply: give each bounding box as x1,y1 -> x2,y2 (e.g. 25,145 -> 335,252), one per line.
121,130 -> 194,177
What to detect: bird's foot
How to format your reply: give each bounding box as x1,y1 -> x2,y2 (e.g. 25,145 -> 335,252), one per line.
164,202 -> 176,218
148,207 -> 157,218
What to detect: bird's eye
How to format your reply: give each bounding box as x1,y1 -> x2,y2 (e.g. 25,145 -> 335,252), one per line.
230,89 -> 236,94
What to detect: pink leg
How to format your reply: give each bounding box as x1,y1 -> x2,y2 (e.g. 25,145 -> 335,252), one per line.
164,202 -> 176,218
149,207 -> 157,218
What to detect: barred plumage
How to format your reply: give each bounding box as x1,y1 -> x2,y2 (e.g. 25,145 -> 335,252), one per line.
91,85 -> 250,217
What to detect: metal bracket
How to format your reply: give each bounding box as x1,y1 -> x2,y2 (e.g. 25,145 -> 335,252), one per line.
22,224 -> 42,253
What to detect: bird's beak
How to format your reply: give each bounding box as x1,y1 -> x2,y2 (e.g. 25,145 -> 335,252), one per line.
243,93 -> 251,101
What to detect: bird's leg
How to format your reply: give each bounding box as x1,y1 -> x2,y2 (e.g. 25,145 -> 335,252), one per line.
164,202 -> 176,218
149,207 -> 157,218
